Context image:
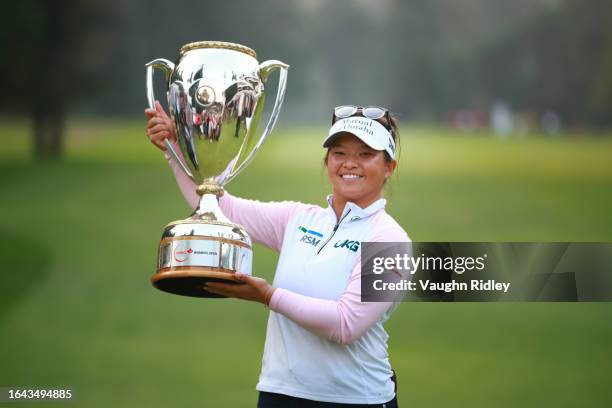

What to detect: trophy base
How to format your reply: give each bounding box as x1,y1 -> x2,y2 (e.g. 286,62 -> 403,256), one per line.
153,194 -> 253,298
152,267 -> 243,298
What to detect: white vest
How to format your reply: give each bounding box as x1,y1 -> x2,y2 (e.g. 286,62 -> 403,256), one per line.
256,197 -> 408,404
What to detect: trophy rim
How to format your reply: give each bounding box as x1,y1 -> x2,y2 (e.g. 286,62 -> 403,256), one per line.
163,219 -> 250,237
179,41 -> 257,59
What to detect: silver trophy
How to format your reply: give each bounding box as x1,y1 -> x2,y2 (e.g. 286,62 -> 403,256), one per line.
145,41 -> 288,297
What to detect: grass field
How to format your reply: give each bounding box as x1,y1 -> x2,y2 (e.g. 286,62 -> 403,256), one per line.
1,120 -> 612,407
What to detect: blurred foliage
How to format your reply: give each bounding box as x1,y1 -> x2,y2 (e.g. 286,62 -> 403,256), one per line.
0,0 -> 122,158
481,0 -> 612,126
76,0 -> 612,128
1,0 -> 611,160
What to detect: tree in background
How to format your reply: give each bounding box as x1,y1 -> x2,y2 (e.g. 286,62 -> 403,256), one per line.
480,0 -> 612,127
0,0 -> 122,159
2,0 -> 609,133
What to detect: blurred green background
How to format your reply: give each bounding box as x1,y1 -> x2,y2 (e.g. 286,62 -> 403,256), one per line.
2,0 -> 612,407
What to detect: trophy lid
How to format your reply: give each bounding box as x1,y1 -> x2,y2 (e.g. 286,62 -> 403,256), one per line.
179,41 -> 257,59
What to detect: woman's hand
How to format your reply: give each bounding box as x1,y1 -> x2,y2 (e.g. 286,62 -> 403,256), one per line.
144,100 -> 177,151
205,273 -> 276,306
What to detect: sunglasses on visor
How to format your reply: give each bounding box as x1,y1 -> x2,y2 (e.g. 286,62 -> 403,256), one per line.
332,105 -> 395,136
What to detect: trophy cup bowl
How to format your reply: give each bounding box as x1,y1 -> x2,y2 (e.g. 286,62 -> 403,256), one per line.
145,41 -> 288,297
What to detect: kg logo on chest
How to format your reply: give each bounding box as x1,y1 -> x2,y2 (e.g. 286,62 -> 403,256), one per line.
333,239 -> 360,252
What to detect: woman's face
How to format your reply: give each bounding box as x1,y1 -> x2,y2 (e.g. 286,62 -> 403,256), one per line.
326,133 -> 396,209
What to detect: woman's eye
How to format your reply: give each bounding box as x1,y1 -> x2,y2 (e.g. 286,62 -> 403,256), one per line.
333,151 -> 345,156
360,151 -> 373,157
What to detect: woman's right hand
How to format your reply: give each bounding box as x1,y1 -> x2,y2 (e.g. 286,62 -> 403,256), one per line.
144,101 -> 177,151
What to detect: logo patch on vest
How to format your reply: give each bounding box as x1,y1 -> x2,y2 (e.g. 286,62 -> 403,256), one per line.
298,226 -> 323,247
298,226 -> 323,237
300,234 -> 321,247
333,239 -> 360,252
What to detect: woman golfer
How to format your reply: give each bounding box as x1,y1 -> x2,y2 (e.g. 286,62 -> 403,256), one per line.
145,104 -> 409,407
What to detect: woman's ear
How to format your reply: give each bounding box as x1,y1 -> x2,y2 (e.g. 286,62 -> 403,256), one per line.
385,160 -> 397,179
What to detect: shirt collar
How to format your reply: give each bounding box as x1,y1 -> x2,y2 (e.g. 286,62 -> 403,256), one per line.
325,194 -> 386,223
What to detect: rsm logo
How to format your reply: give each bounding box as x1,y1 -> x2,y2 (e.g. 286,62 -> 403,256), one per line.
300,234 -> 321,247
334,239 -> 360,252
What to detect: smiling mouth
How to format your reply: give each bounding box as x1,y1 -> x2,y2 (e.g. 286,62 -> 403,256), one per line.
340,174 -> 363,180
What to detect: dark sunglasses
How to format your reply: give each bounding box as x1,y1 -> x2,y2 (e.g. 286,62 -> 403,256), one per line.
332,105 -> 395,136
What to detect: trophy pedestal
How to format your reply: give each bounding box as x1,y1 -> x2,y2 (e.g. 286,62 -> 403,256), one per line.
152,267 -> 242,298
151,194 -> 253,298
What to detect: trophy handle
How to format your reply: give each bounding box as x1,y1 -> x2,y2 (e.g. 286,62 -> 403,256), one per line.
225,60 -> 289,184
145,58 -> 194,180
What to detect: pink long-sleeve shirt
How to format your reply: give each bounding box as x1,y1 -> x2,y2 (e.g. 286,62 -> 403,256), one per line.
166,151 -> 410,404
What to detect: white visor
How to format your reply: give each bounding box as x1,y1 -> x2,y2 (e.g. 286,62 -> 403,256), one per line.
323,117 -> 396,160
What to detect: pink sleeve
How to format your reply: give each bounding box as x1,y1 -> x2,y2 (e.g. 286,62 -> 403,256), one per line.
165,148 -> 199,210
165,148 -> 302,251
269,227 -> 411,345
269,258 -> 393,346
218,193 -> 303,251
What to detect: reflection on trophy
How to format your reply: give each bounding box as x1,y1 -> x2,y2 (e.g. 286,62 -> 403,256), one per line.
145,41 -> 289,298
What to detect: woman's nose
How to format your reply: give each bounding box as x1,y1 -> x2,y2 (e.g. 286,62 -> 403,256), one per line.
342,158 -> 358,169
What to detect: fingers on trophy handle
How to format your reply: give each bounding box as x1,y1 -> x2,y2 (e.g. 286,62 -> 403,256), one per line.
227,60 -> 289,182
146,58 -> 193,179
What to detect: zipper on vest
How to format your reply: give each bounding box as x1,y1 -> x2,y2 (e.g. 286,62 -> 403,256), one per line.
316,209 -> 352,254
